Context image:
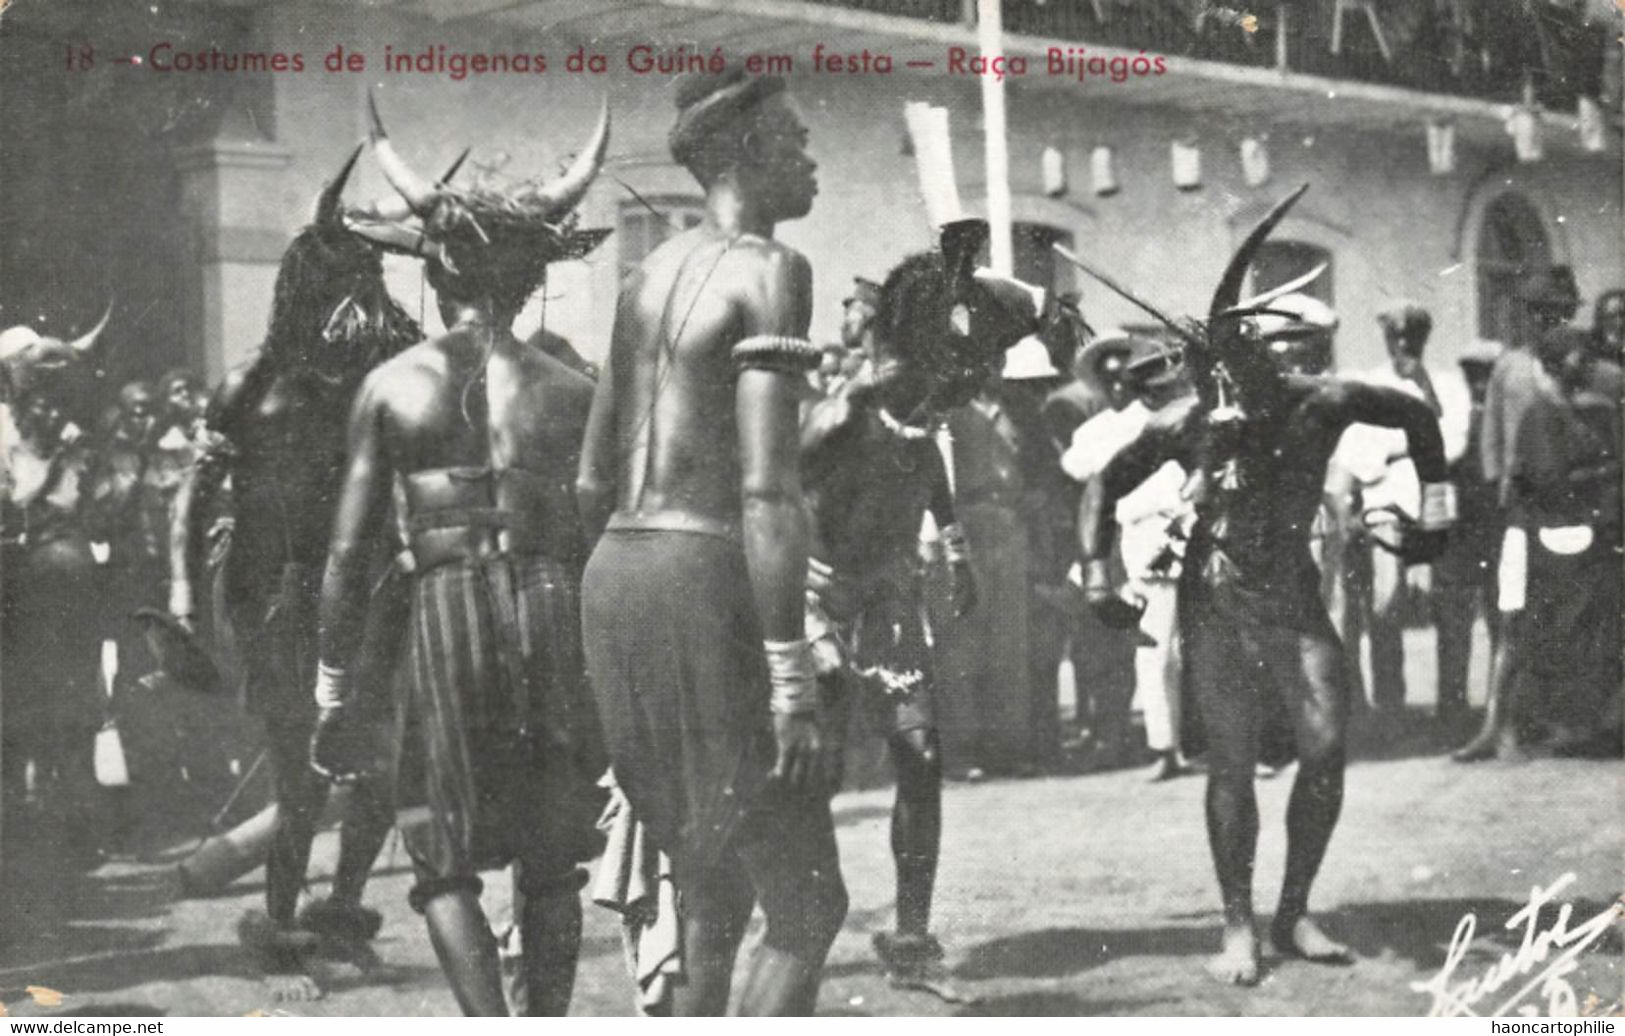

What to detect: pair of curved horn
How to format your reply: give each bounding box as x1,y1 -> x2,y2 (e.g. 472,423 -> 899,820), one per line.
349,147 -> 470,223
365,90 -> 610,221
69,301 -> 113,353
1207,183 -> 1310,319
1225,261 -> 1328,317
312,140 -> 468,227
313,144 -> 364,227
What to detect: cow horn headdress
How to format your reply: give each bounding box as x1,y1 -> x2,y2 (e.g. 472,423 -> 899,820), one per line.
346,91 -> 613,275
1053,184 -> 1317,384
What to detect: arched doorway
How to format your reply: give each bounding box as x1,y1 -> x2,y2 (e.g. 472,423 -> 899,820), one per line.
1476,192 -> 1552,348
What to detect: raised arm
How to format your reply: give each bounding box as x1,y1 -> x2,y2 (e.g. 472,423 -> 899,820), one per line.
1330,379 -> 1453,561
1079,407 -> 1188,566
1332,380 -> 1448,485
1078,409 -> 1187,627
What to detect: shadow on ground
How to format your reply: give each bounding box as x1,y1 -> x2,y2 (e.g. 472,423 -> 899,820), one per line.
957,924 -> 1213,980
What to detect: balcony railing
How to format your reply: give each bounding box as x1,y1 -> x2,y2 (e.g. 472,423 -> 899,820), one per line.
799,0 -> 1613,112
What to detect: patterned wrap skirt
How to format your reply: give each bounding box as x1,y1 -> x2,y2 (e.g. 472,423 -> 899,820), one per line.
396,553 -> 605,908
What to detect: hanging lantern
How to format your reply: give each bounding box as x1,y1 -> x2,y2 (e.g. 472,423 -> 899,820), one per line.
1042,145 -> 1067,197
1505,105 -> 1543,163
1240,136 -> 1269,186
1090,144 -> 1118,196
1426,118 -> 1456,175
1578,96 -> 1606,153
1171,137 -> 1201,190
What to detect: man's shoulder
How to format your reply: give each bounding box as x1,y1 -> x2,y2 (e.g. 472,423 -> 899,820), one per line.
731,233 -> 808,266
527,347 -> 598,409
359,341 -> 443,404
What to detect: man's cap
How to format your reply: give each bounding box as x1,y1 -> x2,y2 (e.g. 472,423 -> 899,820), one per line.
1458,338 -> 1504,368
1003,334 -> 1061,380
1376,301 -> 1432,339
843,277 -> 882,310
1252,293 -> 1339,340
670,71 -> 787,168
1122,336 -> 1184,388
1518,265 -> 1580,309
1075,327 -> 1138,391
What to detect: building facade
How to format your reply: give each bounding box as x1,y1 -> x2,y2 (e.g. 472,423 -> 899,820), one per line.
2,0 -> 1619,386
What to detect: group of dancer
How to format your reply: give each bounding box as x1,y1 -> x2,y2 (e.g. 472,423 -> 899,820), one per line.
77,72 -> 1474,1012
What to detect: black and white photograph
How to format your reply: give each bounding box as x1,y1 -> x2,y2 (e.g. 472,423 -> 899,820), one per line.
0,0 -> 1620,1019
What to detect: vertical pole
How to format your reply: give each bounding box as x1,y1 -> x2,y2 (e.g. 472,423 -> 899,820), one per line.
978,0 -> 1014,276
1275,2 -> 1289,72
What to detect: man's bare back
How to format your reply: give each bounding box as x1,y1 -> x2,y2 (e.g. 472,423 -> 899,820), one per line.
364,328 -> 591,511
600,226 -> 812,532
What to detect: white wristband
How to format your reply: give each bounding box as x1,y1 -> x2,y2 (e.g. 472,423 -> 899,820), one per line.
314,662 -> 354,710
940,522 -> 971,565
1419,482 -> 1457,531
764,638 -> 819,715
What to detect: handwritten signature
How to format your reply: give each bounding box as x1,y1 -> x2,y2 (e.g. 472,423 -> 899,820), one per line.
1411,873 -> 1623,1018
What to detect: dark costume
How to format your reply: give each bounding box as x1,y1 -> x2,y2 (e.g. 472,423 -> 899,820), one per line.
395,471 -> 604,910
1070,186 -> 1452,983
584,527 -> 842,893
1505,372 -> 1621,744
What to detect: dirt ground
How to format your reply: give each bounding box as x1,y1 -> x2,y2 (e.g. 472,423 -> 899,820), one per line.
1,703 -> 1619,1018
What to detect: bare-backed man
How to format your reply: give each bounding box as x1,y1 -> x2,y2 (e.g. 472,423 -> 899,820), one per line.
313,101 -> 612,1015
168,152 -> 413,997
577,72 -> 847,1016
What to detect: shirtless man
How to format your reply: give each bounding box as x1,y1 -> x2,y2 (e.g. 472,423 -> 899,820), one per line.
800,225 -> 1042,1000
1071,187 -> 1453,985
577,72 -> 847,1016
169,150 -> 409,996
312,98 -> 611,1016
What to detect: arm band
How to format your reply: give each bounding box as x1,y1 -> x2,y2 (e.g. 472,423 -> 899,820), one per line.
764,638 -> 819,715
314,662 -> 355,710
940,521 -> 971,565
1419,482 -> 1457,531
733,335 -> 820,375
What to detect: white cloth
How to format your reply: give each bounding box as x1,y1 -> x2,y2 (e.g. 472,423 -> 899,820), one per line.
591,778 -> 681,1013
1118,461 -> 1192,583
1061,401 -> 1192,581
1060,400 -> 1149,483
1134,580 -> 1181,753
1330,363 -> 1471,516
1497,526 -> 1527,613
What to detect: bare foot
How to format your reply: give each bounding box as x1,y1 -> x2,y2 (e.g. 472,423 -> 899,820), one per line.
267,972 -> 325,1002
1205,924 -> 1261,986
1452,731 -> 1499,763
1272,915 -> 1354,965
1145,751 -> 1184,783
